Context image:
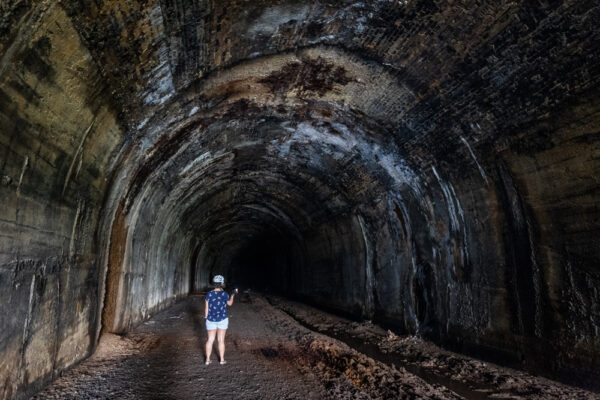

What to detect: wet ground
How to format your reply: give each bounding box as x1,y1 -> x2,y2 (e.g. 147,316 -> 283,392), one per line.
34,293 -> 599,399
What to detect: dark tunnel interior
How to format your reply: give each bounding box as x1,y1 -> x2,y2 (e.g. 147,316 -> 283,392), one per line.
1,0 -> 600,398
227,231 -> 297,292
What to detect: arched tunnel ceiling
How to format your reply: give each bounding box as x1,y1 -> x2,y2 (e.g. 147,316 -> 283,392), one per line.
101,46 -> 436,319
1,0 -> 600,397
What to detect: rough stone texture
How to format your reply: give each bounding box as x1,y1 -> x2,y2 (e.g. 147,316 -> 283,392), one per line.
0,3 -> 122,398
0,0 -> 599,398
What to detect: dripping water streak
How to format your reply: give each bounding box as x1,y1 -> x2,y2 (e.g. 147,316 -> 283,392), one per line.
525,218 -> 543,337
22,275 -> 35,346
17,274 -> 36,385
16,155 -> 29,195
410,255 -> 421,335
63,117 -> 96,197
69,200 -> 83,259
448,183 -> 470,265
393,196 -> 421,334
357,214 -> 374,318
460,136 -> 488,185
431,166 -> 459,232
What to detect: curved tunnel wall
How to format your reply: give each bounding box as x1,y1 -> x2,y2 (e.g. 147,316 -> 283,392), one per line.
1,0 -> 599,397
0,3 -> 123,397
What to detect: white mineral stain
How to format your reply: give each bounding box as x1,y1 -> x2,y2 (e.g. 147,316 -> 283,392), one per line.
16,155 -> 29,194
137,118 -> 149,130
248,5 -> 310,36
432,166 -> 460,232
188,106 -> 199,117
460,136 -> 488,185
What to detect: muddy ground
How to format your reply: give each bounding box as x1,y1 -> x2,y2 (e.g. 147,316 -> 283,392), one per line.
34,293 -> 598,399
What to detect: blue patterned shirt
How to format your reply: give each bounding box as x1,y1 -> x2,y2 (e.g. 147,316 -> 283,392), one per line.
205,290 -> 230,322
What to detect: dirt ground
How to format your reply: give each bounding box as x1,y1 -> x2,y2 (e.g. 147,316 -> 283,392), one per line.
266,295 -> 600,400
34,293 -> 599,399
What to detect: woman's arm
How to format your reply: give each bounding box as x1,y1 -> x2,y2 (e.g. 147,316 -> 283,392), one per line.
205,300 -> 209,318
227,289 -> 238,306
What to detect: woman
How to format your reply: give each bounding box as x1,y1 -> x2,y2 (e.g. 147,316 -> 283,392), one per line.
204,275 -> 237,365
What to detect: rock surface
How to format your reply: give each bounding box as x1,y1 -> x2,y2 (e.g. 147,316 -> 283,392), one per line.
0,0 -> 599,398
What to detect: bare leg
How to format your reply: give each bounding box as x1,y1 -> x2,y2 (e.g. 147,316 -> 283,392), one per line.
217,329 -> 227,363
205,329 -> 217,364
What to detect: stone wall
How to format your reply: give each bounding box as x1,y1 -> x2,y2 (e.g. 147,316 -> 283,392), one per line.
0,3 -> 122,397
1,0 -> 599,397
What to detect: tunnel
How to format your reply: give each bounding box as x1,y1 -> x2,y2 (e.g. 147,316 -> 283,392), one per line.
1,0 -> 600,398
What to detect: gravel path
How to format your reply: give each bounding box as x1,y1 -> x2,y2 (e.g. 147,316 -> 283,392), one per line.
34,294 -> 324,399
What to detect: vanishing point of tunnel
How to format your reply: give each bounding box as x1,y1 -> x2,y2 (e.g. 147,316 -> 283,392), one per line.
1,1 -> 599,399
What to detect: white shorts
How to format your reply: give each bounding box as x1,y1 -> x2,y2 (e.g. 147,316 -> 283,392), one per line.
206,317 -> 229,330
